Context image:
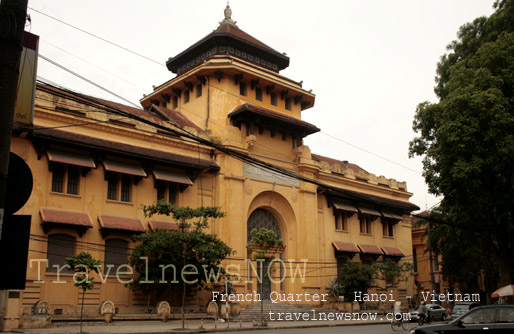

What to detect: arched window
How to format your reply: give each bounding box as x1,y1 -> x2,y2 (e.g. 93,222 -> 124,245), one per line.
247,208 -> 281,242
104,238 -> 129,273
47,234 -> 75,273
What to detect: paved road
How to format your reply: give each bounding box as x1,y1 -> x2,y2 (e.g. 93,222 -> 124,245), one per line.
223,323 -> 411,334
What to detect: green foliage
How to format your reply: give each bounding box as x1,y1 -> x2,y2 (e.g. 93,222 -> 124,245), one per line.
374,258 -> 414,286
409,0 -> 514,287
129,203 -> 233,298
331,262 -> 376,301
66,252 -> 101,291
331,260 -> 415,300
246,228 -> 284,260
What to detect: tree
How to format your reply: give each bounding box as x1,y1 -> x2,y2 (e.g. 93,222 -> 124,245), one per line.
330,262 -> 375,302
330,260 -> 413,303
128,202 -> 232,329
374,258 -> 414,288
66,252 -> 101,334
409,0 -> 514,289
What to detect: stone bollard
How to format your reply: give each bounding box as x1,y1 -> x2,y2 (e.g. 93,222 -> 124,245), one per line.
100,301 -> 115,323
156,301 -> 171,322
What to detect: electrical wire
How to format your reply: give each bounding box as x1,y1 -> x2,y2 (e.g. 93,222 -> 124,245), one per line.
28,7 -> 165,67
38,54 -> 141,108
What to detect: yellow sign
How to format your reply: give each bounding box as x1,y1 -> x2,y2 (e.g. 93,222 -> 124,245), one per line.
14,32 -> 39,125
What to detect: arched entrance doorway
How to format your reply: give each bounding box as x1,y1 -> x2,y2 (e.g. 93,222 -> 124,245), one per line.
247,208 -> 282,300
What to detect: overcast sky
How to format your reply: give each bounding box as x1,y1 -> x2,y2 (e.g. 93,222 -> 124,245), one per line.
26,0 -> 497,211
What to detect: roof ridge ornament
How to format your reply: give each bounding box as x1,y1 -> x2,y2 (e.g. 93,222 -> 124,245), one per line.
219,3 -> 238,27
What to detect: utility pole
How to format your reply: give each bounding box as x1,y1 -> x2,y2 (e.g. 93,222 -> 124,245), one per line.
0,0 -> 28,330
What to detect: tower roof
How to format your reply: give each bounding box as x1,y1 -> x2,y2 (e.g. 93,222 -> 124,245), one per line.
166,5 -> 289,75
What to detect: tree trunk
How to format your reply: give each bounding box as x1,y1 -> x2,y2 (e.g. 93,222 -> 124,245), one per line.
80,289 -> 85,334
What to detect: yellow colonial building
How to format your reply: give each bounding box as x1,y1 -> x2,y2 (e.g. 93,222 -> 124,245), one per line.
5,5 -> 418,329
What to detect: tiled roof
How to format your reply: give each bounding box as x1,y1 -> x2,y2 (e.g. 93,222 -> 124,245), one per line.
150,105 -> 203,133
214,23 -> 281,56
32,127 -> 219,171
149,221 -> 180,231
382,246 -> 405,257
36,83 -> 203,134
98,214 -> 145,233
40,208 -> 93,228
228,103 -> 319,136
358,244 -> 384,256
332,241 -> 360,253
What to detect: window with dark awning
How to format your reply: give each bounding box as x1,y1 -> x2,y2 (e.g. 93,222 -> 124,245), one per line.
358,205 -> 381,217
333,201 -> 358,213
380,209 -> 403,221
358,243 -> 384,256
40,208 -> 93,236
98,214 -> 145,238
47,150 -> 96,168
153,170 -> 192,186
382,246 -> 405,257
149,220 -> 180,231
332,241 -> 360,253
103,160 -> 146,177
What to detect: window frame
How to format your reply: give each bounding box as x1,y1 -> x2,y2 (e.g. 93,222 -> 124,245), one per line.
255,87 -> 262,101
156,181 -> 178,205
47,234 -> 75,273
104,238 -> 129,274
51,164 -> 81,195
106,173 -> 132,203
359,215 -> 373,234
270,92 -> 277,106
240,82 -> 247,96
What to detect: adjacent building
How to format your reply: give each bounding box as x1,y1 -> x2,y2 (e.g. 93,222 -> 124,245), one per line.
5,5 -> 419,329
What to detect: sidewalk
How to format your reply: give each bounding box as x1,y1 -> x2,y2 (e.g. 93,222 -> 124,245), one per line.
3,317 -> 391,334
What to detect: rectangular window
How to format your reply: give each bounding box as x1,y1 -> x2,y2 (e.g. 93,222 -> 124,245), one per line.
360,216 -> 372,234
66,166 -> 79,195
255,87 -> 262,101
285,97 -> 291,110
51,165 -> 65,193
52,165 -> 80,195
173,96 -> 178,109
120,175 -> 131,202
104,239 -> 128,274
336,257 -> 347,280
271,92 -> 277,106
184,90 -> 190,103
335,212 -> 348,231
196,84 -> 202,98
107,174 -> 118,200
156,182 -> 177,205
382,220 -> 394,237
240,82 -> 247,96
107,174 -> 132,202
169,183 -> 177,205
413,248 -> 418,272
47,234 -> 75,273
157,183 -> 166,202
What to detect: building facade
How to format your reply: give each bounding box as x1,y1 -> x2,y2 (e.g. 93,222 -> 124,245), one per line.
5,6 -> 419,329
411,212 -> 450,308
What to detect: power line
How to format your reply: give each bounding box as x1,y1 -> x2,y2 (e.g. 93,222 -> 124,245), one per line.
38,54 -> 141,108
28,7 -> 165,67
30,7 -> 425,184
318,131 -> 422,175
41,38 -> 150,93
